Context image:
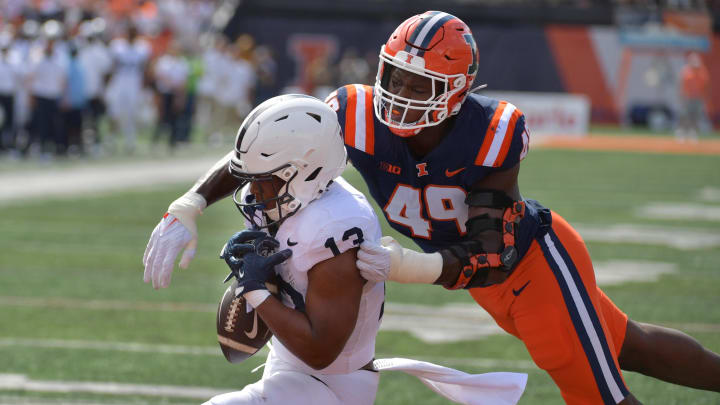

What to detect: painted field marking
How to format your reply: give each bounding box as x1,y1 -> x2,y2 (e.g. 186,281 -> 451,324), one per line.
699,187 -> 720,202
636,202 -> 720,222
593,260 -> 676,286
574,223 -> 720,250
0,373 -> 227,400
0,157 -> 221,204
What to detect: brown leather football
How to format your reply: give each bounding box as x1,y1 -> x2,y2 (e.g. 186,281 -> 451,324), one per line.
216,278 -> 278,363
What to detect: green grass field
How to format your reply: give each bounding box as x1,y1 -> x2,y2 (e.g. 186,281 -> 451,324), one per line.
1,145 -> 719,404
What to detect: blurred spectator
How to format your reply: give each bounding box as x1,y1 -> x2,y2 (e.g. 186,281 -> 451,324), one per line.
79,31 -> 112,152
25,39 -> 66,158
338,48 -> 370,86
675,52 -> 709,142
253,45 -> 278,106
209,37 -> 255,144
307,52 -> 335,100
152,41 -> 188,150
177,46 -> 203,143
63,44 -> 87,156
0,44 -> 19,153
105,25 -> 150,154
196,34 -> 225,144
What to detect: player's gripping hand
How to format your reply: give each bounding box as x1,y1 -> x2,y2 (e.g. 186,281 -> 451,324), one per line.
357,236 -> 400,282
221,230 -> 292,296
143,192 -> 206,289
358,236 -> 442,285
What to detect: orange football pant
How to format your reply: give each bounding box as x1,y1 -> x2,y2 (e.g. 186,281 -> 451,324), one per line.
470,212 -> 630,404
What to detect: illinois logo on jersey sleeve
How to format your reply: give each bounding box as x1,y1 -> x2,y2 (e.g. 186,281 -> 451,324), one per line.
326,84 -> 375,155
474,101 -> 529,168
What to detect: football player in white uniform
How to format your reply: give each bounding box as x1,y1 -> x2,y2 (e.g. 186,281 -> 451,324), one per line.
202,95 -> 384,405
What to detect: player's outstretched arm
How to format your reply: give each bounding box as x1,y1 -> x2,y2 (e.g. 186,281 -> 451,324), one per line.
143,152 -> 240,289
254,248 -> 365,370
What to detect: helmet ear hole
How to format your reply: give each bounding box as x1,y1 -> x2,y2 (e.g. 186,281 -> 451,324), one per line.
304,167 -> 322,182
454,76 -> 465,88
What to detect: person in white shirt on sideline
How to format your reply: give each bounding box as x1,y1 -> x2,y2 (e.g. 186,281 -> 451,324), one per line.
105,25 -> 150,154
24,39 -> 67,158
78,32 -> 112,153
152,42 -> 188,150
0,44 -> 19,153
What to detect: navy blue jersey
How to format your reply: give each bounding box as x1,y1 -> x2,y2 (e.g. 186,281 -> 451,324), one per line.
326,84 -> 543,257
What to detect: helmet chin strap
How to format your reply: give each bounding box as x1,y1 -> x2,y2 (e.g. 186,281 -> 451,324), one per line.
469,83 -> 488,93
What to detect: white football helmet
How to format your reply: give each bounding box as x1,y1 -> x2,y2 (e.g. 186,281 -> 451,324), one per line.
229,94 -> 347,229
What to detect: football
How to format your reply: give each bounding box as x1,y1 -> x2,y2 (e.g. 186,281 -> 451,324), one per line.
216,277 -> 278,363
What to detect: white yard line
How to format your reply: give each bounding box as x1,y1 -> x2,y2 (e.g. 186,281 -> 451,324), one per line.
0,156 -> 222,204
636,202 -> 720,222
699,187 -> 720,202
0,374 -> 228,400
574,223 -> 720,250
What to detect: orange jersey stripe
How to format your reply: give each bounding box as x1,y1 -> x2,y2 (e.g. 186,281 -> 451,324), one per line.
474,101 -> 507,166
344,85 -> 358,148
363,85 -> 375,155
493,108 -> 522,167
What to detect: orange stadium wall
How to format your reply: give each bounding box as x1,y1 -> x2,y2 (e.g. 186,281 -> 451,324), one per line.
545,25 -> 719,129
710,33 -> 720,127
545,25 -> 619,123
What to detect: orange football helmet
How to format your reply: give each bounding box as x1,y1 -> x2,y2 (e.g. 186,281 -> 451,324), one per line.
373,11 -> 478,137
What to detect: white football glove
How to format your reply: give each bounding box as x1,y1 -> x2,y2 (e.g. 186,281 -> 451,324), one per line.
357,236 -> 443,285
143,192 -> 206,289
356,236 -> 397,282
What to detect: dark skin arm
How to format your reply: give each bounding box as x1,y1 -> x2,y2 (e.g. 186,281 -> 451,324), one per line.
253,247 -> 365,370
191,152 -> 241,205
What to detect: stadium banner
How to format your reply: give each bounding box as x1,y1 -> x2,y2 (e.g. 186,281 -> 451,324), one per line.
484,91 -> 590,136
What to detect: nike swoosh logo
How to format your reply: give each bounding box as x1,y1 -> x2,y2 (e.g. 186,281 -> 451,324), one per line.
287,238 -> 298,246
245,309 -> 259,339
512,280 -> 531,297
445,167 -> 466,177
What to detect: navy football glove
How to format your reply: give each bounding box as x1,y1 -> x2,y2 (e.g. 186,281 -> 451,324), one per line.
220,230 -> 292,296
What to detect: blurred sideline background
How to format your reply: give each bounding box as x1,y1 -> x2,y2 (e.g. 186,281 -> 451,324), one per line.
0,0 -> 717,160
0,1 -> 719,405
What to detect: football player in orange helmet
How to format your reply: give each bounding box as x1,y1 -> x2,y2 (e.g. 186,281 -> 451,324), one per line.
373,12 -> 478,137
144,10 -> 720,404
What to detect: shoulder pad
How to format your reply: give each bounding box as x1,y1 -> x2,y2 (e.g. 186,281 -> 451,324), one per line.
474,100 -> 528,168
328,84 -> 375,155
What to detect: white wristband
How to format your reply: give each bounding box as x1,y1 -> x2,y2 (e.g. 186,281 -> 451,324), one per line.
168,191 -> 207,238
245,290 -> 271,308
382,237 -> 443,284
389,248 -> 443,284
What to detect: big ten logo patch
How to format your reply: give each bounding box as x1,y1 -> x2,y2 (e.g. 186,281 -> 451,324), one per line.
287,35 -> 339,96
379,161 -> 402,175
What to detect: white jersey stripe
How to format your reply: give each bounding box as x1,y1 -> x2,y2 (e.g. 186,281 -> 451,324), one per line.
409,12 -> 450,56
354,84 -> 367,153
482,103 -> 516,167
542,234 -> 626,403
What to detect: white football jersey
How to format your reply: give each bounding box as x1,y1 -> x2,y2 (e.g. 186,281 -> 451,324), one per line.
241,177 -> 384,375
